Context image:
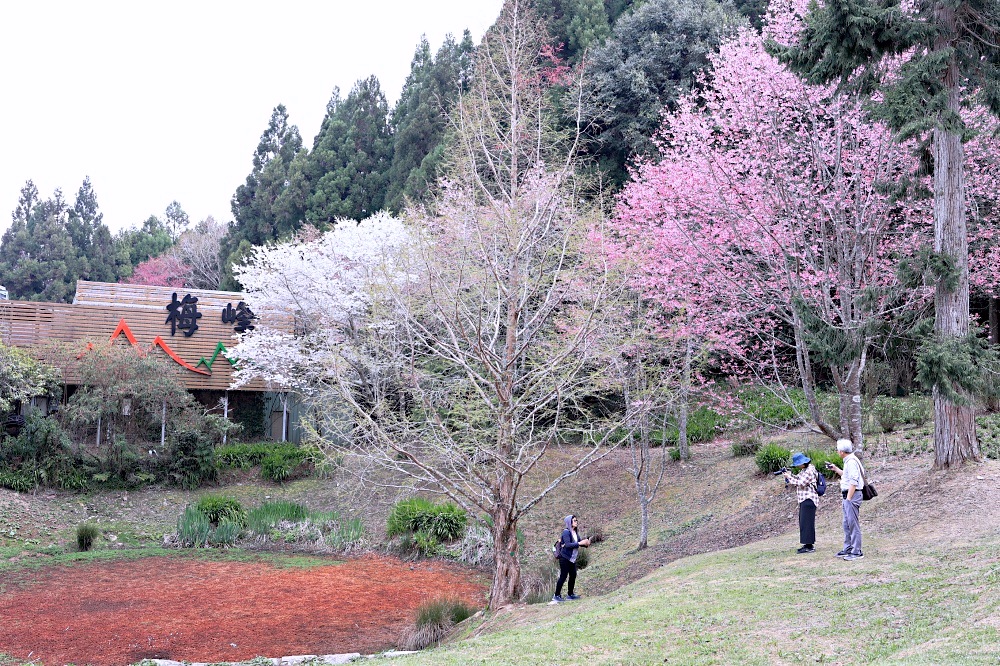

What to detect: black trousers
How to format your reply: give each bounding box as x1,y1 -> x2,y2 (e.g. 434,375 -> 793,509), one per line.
555,557 -> 577,596
799,499 -> 816,546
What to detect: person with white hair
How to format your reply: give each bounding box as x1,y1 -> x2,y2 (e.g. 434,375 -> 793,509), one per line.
823,438 -> 865,560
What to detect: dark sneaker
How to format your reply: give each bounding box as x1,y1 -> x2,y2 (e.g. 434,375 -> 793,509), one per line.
567,594 -> 581,600
796,546 -> 815,554
835,549 -> 852,557
843,552 -> 864,561
551,595 -> 565,604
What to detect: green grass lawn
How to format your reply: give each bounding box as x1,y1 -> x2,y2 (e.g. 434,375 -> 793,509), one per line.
395,531 -> 1000,665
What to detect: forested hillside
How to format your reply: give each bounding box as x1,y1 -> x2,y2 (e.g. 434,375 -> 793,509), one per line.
1,0 -> 770,298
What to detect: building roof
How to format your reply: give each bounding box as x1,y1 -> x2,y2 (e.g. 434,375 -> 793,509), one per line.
0,281 -> 275,391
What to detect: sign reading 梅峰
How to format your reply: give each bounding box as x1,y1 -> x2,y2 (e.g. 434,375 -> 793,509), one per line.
165,293 -> 202,337
221,302 -> 257,333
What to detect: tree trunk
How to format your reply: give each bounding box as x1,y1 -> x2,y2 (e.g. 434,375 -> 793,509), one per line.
677,334 -> 692,460
792,310 -> 840,439
489,501 -> 521,608
990,297 -> 999,345
638,496 -> 649,550
931,3 -> 980,468
837,358 -> 865,450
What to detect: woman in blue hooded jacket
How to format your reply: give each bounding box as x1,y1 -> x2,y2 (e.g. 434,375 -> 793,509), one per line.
553,515 -> 590,603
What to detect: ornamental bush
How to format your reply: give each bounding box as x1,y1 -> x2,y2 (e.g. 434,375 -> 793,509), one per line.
755,443 -> 791,475
387,497 -> 468,542
195,495 -> 246,526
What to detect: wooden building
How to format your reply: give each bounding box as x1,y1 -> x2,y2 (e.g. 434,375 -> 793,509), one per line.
0,281 -> 300,442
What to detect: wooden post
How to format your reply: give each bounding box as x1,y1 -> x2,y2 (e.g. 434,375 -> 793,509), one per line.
282,393 -> 288,443
96,416 -> 102,448
222,391 -> 230,446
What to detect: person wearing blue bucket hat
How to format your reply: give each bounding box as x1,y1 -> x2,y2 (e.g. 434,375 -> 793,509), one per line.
783,452 -> 820,553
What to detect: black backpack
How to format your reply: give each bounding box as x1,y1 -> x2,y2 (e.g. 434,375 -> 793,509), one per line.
816,471 -> 827,496
552,537 -> 563,561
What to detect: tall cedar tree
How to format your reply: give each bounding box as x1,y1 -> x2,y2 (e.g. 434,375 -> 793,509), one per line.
0,179 -> 124,302
773,0 -> 1000,468
116,215 -> 174,268
222,105 -> 305,289
304,76 -> 393,224
385,32 -> 476,212
532,0 -> 629,61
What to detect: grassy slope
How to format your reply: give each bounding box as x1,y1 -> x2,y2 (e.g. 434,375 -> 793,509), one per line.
393,433 -> 1000,665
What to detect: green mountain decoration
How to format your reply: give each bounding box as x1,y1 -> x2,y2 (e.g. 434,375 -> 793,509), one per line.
196,341 -> 238,372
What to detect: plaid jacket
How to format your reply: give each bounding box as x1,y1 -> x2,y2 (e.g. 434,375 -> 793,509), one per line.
787,464 -> 820,505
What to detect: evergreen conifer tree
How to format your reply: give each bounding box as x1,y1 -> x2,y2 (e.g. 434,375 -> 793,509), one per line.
305,76 -> 393,224
773,0 -> 1000,468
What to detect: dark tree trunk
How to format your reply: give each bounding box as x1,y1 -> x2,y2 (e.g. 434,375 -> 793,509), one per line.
489,489 -> 521,608
990,297 -> 999,345
931,2 -> 980,468
677,334 -> 692,461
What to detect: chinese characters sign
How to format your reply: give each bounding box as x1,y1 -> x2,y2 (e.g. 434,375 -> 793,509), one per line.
163,293 -> 257,336
164,293 -> 202,337
222,302 -> 257,333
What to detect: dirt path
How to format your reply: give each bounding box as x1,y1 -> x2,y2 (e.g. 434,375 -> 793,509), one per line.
0,554 -> 487,666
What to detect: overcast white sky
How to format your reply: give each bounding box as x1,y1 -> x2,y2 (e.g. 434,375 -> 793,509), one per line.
0,0 -> 504,236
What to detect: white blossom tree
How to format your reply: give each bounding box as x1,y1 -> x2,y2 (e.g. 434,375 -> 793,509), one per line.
233,1 -> 635,608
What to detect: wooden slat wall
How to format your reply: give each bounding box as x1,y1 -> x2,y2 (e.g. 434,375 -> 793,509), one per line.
0,282 -> 291,391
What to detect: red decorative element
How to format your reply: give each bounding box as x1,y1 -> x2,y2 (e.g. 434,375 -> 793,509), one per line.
151,336 -> 211,376
75,318 -> 212,376
110,319 -> 139,346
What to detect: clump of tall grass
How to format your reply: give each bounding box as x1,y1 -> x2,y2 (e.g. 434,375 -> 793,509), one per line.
177,505 -> 212,547
246,500 -> 308,534
245,500 -> 365,550
399,598 -> 478,650
520,562 -> 559,604
76,522 -> 100,551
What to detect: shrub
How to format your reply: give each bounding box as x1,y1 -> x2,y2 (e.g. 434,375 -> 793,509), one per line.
196,495 -> 246,526
755,443 -> 791,475
871,397 -> 906,433
76,523 -> 100,551
1,413 -> 80,490
575,547 -> 590,570
0,467 -> 34,493
804,449 -> 841,474
260,445 -> 308,483
669,447 -> 681,462
387,497 -> 468,542
169,430 -> 217,489
901,397 -> 931,427
215,441 -> 281,469
655,406 -> 725,446
177,505 -> 212,547
400,598 -> 478,650
732,433 -> 763,457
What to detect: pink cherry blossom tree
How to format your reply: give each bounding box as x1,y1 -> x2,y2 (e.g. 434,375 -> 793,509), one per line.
122,255 -> 188,288
614,22 -> 934,448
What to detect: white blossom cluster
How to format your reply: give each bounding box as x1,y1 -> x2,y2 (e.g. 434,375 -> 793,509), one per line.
228,213 -> 412,391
